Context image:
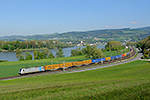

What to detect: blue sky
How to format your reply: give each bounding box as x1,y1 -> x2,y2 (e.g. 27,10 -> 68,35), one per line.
0,0 -> 150,37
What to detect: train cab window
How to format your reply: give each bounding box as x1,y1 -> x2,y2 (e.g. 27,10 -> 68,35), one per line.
19,69 -> 22,72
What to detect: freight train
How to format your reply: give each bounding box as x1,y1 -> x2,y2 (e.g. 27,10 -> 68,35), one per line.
19,48 -> 134,75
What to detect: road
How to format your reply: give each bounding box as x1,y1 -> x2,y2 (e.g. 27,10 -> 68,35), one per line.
0,50 -> 145,81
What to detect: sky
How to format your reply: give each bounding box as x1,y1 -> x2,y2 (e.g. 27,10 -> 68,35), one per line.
0,0 -> 150,37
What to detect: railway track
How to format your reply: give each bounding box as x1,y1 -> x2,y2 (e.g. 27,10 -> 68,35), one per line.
0,49 -> 137,81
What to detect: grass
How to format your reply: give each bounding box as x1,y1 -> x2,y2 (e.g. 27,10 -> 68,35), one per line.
0,49 -> 129,78
0,60 -> 150,100
103,48 -> 129,57
104,51 -> 120,57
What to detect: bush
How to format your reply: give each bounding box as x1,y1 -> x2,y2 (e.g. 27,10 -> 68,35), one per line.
0,60 -> 8,62
0,48 -> 2,52
144,50 -> 150,58
144,54 -> 149,59
25,52 -> 32,60
141,56 -> 144,59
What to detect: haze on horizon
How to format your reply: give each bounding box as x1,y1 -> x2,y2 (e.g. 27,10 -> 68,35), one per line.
0,0 -> 150,37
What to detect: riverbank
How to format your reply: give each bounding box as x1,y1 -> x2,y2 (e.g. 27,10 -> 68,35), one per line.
0,44 -> 104,52
1,48 -> 47,52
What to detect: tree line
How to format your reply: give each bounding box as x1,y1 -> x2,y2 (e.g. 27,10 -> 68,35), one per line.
71,45 -> 105,59
0,40 -> 73,51
16,48 -> 64,61
16,44 -> 106,61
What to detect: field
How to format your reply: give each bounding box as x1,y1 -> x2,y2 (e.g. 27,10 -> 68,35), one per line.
0,49 -> 129,78
0,60 -> 150,99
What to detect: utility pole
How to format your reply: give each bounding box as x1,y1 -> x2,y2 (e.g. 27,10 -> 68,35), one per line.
63,60 -> 65,71
51,59 -> 53,65
101,59 -> 103,65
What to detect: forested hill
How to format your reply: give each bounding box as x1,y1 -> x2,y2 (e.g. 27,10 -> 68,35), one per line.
0,27 -> 150,43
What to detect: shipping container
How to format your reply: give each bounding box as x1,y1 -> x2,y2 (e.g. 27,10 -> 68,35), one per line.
44,64 -> 62,71
83,60 -> 92,65
72,61 -> 83,66
105,57 -> 111,61
62,62 -> 73,68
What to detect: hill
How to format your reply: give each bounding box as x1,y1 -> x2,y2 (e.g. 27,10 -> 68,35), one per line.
0,27 -> 150,43
0,60 -> 150,99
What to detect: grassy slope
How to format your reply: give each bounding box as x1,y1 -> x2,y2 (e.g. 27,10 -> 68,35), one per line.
0,60 -> 150,100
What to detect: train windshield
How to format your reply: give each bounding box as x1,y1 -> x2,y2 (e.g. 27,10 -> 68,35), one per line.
19,69 -> 22,72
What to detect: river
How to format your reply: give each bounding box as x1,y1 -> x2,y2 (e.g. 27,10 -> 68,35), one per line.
0,45 -> 105,61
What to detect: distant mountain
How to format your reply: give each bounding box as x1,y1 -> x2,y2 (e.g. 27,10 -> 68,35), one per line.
0,27 -> 150,43
136,26 -> 150,31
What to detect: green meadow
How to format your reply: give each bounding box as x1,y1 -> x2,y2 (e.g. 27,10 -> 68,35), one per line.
0,60 -> 149,100
0,49 -> 129,78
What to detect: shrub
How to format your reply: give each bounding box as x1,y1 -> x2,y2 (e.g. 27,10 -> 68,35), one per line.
0,48 -> 2,52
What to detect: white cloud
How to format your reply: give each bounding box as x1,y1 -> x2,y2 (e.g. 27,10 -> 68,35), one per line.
104,25 -> 118,28
105,25 -> 109,28
130,22 -> 138,24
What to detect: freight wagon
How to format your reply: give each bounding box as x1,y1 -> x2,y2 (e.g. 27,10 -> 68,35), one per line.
43,64 -> 62,71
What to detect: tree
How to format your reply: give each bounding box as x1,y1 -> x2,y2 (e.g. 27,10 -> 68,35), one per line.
9,45 -> 15,51
36,51 -> 44,59
105,41 -> 121,51
30,40 -> 36,48
37,40 -> 43,48
39,52 -> 44,59
25,52 -> 33,60
71,47 -> 83,56
2,44 -> 9,50
19,54 -> 25,61
91,46 -> 105,59
37,51 -> 40,59
48,51 -> 54,58
34,50 -> 38,60
55,48 -> 64,58
84,45 -> 93,58
71,49 -> 77,56
0,48 -> 2,52
16,48 -> 24,61
83,45 -> 105,59
43,48 -> 49,58
15,40 -> 21,49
